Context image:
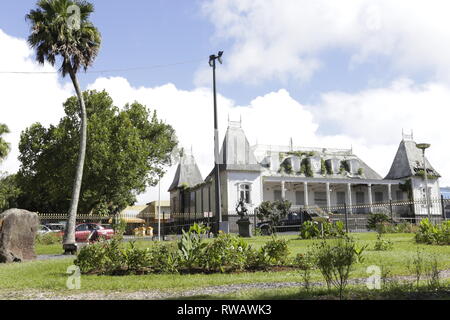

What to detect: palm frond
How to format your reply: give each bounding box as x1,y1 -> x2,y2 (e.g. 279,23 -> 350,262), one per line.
26,0 -> 101,77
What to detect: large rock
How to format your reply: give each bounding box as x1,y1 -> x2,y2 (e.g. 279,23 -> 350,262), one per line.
0,209 -> 39,263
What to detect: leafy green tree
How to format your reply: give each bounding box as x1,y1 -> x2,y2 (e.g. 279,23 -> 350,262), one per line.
0,124 -> 10,162
255,200 -> 291,234
0,173 -> 21,212
17,90 -> 177,216
26,0 -> 101,252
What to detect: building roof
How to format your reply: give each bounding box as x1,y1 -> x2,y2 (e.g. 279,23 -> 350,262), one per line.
168,152 -> 204,191
218,121 -> 261,172
146,200 -> 171,207
385,139 -> 440,180
119,205 -> 148,218
257,148 -> 383,180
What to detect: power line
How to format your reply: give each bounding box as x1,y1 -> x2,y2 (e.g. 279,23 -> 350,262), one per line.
0,57 -> 205,75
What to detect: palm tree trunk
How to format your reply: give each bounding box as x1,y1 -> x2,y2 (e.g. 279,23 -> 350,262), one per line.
63,69 -> 87,254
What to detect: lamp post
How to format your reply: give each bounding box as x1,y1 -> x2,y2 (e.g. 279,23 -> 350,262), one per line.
416,143 -> 431,221
157,176 -> 161,241
209,51 -> 223,233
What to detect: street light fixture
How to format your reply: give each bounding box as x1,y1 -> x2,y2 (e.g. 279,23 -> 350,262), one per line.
416,143 -> 431,221
209,51 -> 224,233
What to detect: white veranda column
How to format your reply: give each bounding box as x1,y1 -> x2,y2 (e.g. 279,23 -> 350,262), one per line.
326,182 -> 331,213
303,181 -> 309,208
347,183 -> 353,214
281,180 -> 286,200
388,184 -> 392,201
368,184 -> 373,213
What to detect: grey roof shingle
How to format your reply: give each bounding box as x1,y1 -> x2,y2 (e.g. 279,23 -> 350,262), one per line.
218,124 -> 261,172
385,140 -> 440,180
168,153 -> 204,191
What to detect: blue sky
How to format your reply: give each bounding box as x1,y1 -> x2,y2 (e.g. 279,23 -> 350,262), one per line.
0,0 -> 423,106
1,1 -> 450,203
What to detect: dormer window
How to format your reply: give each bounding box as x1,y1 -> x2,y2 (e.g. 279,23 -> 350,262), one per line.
239,183 -> 251,204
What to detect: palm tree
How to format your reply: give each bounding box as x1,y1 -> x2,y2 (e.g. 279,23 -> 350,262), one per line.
26,0 -> 101,254
0,123 -> 10,162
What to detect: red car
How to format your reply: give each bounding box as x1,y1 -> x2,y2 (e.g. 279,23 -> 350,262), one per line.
74,223 -> 115,242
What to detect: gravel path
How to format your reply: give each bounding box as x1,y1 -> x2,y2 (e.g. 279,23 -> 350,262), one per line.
1,270 -> 449,300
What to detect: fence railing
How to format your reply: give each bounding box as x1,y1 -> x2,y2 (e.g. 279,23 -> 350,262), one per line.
36,197 -> 449,236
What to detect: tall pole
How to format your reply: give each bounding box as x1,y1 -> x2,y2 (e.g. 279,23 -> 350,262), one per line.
422,149 -> 432,221
158,177 -> 161,241
210,52 -> 224,232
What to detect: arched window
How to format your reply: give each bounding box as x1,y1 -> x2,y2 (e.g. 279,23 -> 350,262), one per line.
239,183 -> 251,204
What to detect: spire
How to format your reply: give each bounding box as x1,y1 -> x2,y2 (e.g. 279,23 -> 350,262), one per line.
168,149 -> 204,191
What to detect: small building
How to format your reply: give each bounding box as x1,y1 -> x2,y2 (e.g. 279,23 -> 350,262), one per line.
118,205 -> 147,234
138,200 -> 171,223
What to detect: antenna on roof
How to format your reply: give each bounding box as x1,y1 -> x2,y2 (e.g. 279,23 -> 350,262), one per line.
402,129 -> 414,141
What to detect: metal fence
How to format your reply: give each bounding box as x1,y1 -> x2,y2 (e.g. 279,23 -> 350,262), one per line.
36,197 -> 449,236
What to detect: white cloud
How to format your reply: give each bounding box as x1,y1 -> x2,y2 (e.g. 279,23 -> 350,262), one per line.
89,76 -> 450,204
199,0 -> 450,84
89,77 -> 325,203
0,29 -> 72,175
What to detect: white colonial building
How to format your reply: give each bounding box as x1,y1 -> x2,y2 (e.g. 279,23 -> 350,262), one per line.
169,120 -> 442,220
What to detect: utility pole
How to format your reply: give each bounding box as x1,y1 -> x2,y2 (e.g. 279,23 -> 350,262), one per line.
157,176 -> 161,241
209,51 -> 224,233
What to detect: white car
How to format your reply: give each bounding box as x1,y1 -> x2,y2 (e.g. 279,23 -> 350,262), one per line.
38,225 -> 52,234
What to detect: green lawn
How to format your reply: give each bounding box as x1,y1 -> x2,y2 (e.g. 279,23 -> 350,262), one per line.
3,233 -> 449,295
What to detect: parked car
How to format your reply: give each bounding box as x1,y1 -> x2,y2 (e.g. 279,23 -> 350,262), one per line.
73,223 -> 115,242
256,212 -> 304,235
38,225 -> 52,235
45,223 -> 65,233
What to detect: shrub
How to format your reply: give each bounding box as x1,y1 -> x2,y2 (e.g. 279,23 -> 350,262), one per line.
299,221 -> 320,239
35,232 -> 62,245
373,233 -> 394,251
425,256 -> 441,290
122,241 -> 152,274
299,220 -> 346,239
148,242 -> 179,273
415,219 -> 450,245
201,233 -> 250,273
75,238 -> 148,275
74,242 -> 108,274
177,223 -> 208,271
367,213 -> 391,231
245,248 -> 270,270
293,252 -> 315,291
408,249 -> 425,288
261,236 -> 290,265
312,236 -> 366,299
